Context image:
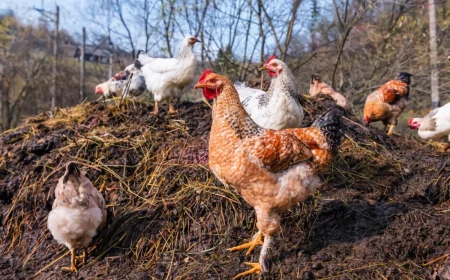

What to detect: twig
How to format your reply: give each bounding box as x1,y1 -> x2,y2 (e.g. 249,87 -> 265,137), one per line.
422,253 -> 450,267
32,250 -> 70,278
119,72 -> 134,109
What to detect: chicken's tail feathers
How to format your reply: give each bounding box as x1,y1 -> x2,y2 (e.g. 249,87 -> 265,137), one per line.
135,50 -> 153,69
136,50 -> 145,57
134,59 -> 143,70
396,72 -> 413,85
313,105 -> 345,152
64,162 -> 81,183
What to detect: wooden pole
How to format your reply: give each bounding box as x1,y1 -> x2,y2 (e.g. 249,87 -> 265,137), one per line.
80,27 -> 86,102
429,0 -> 440,108
109,54 -> 113,79
0,63 -> 3,132
51,5 -> 59,108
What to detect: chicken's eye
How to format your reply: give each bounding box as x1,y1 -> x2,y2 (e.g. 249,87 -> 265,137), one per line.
210,79 -> 216,83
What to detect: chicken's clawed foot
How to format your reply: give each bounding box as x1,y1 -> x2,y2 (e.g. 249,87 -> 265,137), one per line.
61,248 -> 78,273
443,143 -> 450,153
428,142 -> 450,153
232,262 -> 261,279
227,231 -> 263,256
61,265 -> 78,273
151,102 -> 159,115
168,99 -> 178,114
75,248 -> 88,265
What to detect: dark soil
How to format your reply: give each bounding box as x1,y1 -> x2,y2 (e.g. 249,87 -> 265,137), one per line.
0,98 -> 449,280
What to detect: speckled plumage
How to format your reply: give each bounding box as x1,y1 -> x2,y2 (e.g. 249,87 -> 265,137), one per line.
235,58 -> 304,130
206,74 -> 343,228
198,72 -> 343,275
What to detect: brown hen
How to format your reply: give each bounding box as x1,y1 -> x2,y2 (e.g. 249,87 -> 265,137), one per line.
309,73 -> 351,111
194,70 -> 344,278
363,72 -> 413,135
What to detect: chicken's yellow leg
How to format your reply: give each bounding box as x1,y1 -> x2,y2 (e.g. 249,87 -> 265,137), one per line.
82,248 -> 88,264
151,102 -> 159,115
61,248 -> 77,272
386,124 -> 395,136
75,247 -> 88,265
232,262 -> 261,279
168,98 -> 178,114
227,231 -> 263,256
232,235 -> 271,279
433,142 -> 450,153
443,143 -> 450,152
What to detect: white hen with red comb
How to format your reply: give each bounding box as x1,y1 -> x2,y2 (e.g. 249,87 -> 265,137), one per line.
236,56 -> 304,130
409,102 -> 450,152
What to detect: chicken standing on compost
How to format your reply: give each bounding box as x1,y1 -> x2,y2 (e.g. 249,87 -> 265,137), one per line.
236,55 -> 304,130
95,77 -> 127,99
409,101 -> 450,152
363,72 -> 413,135
47,162 -> 107,272
309,73 -> 352,111
194,70 -> 345,279
95,64 -> 146,99
134,35 -> 200,115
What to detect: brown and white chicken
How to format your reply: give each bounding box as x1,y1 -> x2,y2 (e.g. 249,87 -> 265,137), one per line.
363,72 -> 413,135
194,70 -> 344,278
47,162 -> 107,272
309,73 -> 351,111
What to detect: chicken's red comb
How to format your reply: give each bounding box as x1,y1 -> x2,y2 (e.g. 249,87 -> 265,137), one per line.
265,55 -> 276,64
199,69 -> 213,83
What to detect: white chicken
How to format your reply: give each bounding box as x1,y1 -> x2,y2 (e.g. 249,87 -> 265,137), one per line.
134,35 -> 200,114
409,101 -> 450,152
95,78 -> 126,99
236,55 -> 304,130
113,64 -> 147,98
47,162 -> 107,272
95,64 -> 146,99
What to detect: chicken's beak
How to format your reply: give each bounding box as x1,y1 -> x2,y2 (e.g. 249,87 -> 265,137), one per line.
194,83 -> 205,89
259,66 -> 267,72
194,38 -> 201,43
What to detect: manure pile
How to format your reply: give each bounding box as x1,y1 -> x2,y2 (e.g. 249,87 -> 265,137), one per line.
0,99 -> 449,279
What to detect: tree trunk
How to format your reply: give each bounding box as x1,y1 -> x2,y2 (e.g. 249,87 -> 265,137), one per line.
80,27 -> 86,102
0,63 -> 3,132
51,5 -> 59,108
429,0 -> 440,108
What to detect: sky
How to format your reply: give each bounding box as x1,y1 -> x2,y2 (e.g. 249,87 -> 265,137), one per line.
0,0 -> 85,33
0,0 -> 327,60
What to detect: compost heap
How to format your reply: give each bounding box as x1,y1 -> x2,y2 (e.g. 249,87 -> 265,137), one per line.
1,96 -> 450,280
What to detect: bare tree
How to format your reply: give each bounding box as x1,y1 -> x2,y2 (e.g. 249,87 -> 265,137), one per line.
331,0 -> 376,89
